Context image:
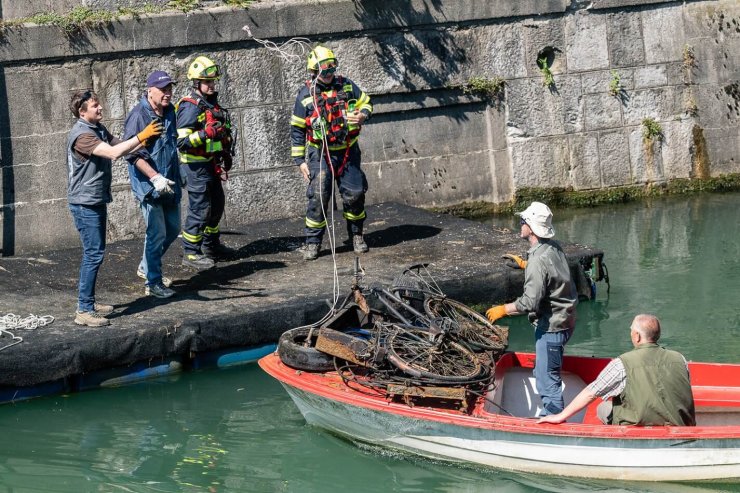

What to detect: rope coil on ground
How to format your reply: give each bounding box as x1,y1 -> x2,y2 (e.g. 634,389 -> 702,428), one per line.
0,313 -> 54,352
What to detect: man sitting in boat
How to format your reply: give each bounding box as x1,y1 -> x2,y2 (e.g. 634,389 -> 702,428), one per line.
537,314 -> 696,426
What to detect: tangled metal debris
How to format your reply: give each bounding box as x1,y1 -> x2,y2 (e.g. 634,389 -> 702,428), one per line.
278,262 -> 509,411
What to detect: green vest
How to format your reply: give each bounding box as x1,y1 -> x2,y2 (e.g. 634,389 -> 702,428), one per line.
612,343 -> 696,426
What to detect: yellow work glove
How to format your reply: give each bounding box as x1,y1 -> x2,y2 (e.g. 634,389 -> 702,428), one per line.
486,305 -> 507,323
502,253 -> 527,269
136,120 -> 164,144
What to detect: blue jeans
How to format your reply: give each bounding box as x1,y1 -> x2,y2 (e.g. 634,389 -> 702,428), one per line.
69,203 -> 107,312
534,328 -> 573,415
138,198 -> 181,286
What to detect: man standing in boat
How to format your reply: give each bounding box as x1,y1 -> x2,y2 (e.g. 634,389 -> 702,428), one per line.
537,314 -> 696,426
486,201 -> 578,416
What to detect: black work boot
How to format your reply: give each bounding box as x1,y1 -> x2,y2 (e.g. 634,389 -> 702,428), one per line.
352,235 -> 369,254
202,242 -> 237,260
182,253 -> 215,270
302,242 -> 321,261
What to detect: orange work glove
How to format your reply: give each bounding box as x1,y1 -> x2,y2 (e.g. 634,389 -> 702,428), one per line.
136,120 -> 163,143
502,253 -> 527,269
486,305 -> 507,323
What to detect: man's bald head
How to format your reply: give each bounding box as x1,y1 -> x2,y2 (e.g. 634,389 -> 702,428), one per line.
631,314 -> 661,343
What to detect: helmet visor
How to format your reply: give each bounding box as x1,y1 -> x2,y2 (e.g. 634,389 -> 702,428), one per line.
318,60 -> 336,76
202,64 -> 220,78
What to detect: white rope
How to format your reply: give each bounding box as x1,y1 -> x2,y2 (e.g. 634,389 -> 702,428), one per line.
0,313 -> 54,351
241,25 -> 345,322
241,25 -> 312,64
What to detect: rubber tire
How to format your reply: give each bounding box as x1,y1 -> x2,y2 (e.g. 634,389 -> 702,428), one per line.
277,327 -> 335,372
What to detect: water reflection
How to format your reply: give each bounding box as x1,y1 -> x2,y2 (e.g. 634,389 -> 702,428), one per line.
487,193 -> 740,363
0,194 -> 739,492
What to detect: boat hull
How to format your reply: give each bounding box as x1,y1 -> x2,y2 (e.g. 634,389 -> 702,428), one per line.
282,383 -> 739,482
260,353 -> 740,482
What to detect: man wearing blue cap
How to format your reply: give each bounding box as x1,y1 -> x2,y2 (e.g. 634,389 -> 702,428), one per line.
123,70 -> 182,298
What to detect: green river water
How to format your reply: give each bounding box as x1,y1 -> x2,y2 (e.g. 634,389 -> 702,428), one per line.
1,193 -> 739,493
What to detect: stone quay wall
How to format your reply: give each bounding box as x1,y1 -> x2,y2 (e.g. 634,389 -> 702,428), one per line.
0,0 -> 738,254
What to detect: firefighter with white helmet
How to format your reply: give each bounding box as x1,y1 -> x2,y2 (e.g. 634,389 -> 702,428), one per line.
291,45 -> 373,260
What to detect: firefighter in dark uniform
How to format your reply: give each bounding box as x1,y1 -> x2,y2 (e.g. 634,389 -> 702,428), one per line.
291,45 -> 373,260
176,55 -> 236,269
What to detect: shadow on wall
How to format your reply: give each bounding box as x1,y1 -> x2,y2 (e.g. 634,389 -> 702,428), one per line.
352,0 -> 466,91
0,63 -> 15,257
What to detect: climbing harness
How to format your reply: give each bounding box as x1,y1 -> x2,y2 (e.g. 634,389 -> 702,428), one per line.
0,313 -> 54,352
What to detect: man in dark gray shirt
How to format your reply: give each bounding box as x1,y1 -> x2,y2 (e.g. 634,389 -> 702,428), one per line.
486,201 -> 578,415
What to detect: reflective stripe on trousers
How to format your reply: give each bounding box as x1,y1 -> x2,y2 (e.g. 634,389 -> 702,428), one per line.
304,143 -> 367,244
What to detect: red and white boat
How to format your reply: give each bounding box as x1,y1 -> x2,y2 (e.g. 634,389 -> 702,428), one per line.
260,351 -> 740,482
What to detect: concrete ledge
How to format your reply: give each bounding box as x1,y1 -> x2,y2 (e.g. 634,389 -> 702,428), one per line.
0,203 -> 602,390
0,0 -> 572,63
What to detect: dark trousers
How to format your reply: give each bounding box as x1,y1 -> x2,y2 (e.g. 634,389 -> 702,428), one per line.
181,163 -> 225,255
304,144 -> 368,244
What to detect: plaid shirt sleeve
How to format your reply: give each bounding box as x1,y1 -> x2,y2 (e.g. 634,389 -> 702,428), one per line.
587,358 -> 626,400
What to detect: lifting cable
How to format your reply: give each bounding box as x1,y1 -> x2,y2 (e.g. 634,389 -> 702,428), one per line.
241,27 -> 346,332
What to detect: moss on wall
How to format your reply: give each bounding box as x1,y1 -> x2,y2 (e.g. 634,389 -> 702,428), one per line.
432,174 -> 740,218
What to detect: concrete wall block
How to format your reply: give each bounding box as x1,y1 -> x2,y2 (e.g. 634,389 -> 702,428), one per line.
510,136 -> 570,189
0,199 -> 76,255
606,11 -> 645,68
2,0 -> 79,19
2,63 -> 90,136
92,59 -> 125,119
568,132 -> 601,190
506,76 -> 584,138
622,87 -> 678,125
692,83 -> 736,128
398,30 -> 466,91
362,103 -> 489,164
641,5 -> 686,64
522,17 -> 566,78
591,0 -> 675,9
490,148 -> 513,203
660,119 -> 694,180
470,23 -> 528,79
107,188 -> 145,242
703,126 -> 740,175
7,159 -> 67,202
581,68 -> 634,95
628,125 -> 665,184
598,129 -> 632,186
217,47 -> 286,107
583,93 -> 623,131
221,168 -> 305,226
363,152 -> 494,207
240,105 -> 291,171
330,34 -> 408,95
633,64 -> 669,89
565,11 -> 609,73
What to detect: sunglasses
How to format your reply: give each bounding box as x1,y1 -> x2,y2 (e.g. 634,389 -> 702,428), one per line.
520,218 -> 528,226
80,90 -> 94,105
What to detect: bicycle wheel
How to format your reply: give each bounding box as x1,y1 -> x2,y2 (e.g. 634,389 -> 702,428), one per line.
385,326 -> 482,383
424,297 -> 508,352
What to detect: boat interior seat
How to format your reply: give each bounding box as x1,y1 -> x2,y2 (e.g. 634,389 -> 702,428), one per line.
485,367 -> 588,423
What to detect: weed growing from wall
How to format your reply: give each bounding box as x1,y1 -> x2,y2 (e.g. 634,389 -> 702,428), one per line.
538,57 -> 555,88
462,76 -> 505,99
0,1 -> 255,36
608,70 -> 623,97
642,118 -> 663,143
